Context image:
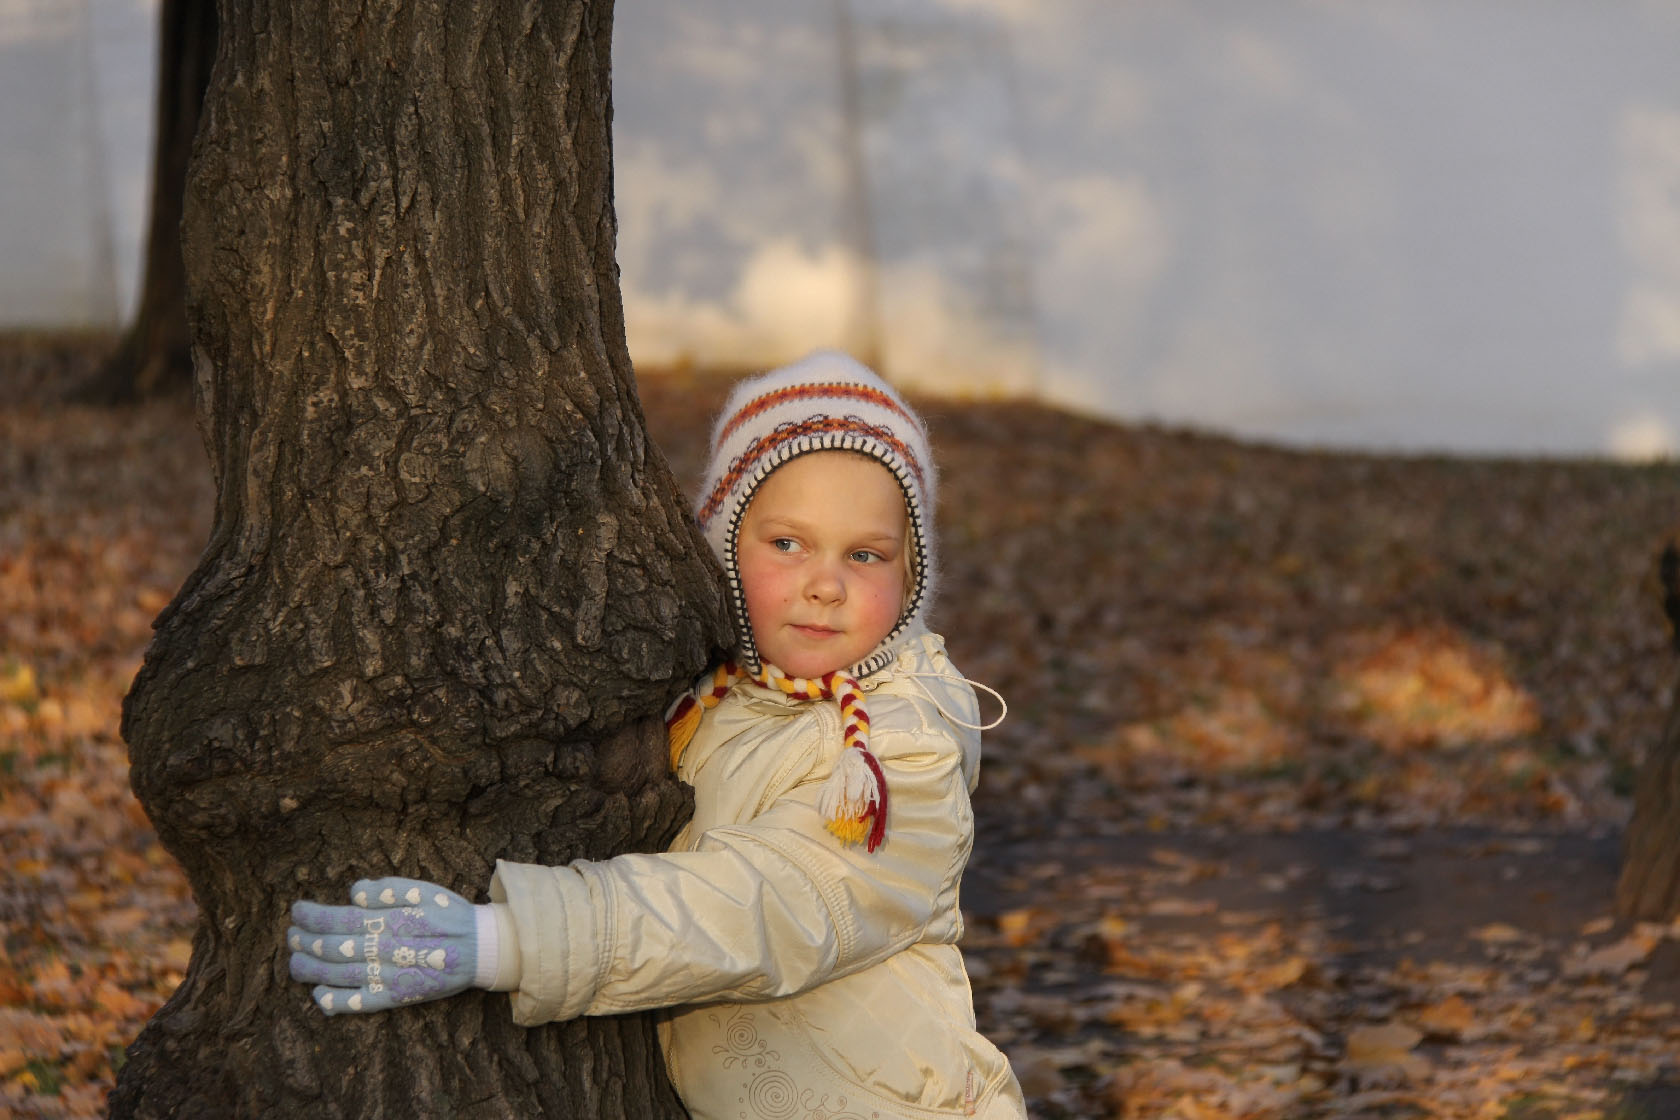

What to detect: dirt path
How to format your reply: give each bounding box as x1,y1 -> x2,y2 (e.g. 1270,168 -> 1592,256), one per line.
969,827 -> 1627,968
961,827 -> 1679,1118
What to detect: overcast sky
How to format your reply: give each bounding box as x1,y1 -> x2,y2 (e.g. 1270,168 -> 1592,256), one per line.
4,0 -> 1678,458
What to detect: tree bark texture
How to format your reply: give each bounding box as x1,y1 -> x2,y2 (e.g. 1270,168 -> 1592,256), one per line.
1617,538 -> 1680,921
77,0 -> 215,404
112,1 -> 730,1116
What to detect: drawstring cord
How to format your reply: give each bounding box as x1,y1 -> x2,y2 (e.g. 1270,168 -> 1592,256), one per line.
899,672 -> 1009,732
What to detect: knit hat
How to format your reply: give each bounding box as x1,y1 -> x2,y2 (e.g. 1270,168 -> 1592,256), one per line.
667,351 -> 938,852
693,350 -> 937,678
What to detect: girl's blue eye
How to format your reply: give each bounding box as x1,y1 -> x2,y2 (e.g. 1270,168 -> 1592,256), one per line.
772,538 -> 797,552
851,550 -> 881,564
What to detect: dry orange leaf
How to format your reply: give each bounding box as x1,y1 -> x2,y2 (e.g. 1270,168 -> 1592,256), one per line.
1248,955 -> 1309,993
92,980 -> 148,1022
1414,994 -> 1477,1041
94,907 -> 151,940
1169,1094 -> 1238,1120
0,662 -> 38,704
996,907 -> 1042,948
1101,944 -> 1174,979
1143,897 -> 1217,918
1149,848 -> 1198,869
1345,1021 -> 1429,1080
1564,931 -> 1660,978
136,588 -> 172,614
0,1009 -> 66,1071
160,938 -> 194,973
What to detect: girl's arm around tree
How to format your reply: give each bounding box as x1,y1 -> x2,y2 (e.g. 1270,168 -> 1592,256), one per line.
493,702 -> 976,1026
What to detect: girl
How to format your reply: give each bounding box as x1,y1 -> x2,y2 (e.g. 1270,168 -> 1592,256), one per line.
289,352 -> 1027,1118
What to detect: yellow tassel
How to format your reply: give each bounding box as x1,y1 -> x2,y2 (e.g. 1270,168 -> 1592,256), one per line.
826,816 -> 871,846
667,697 -> 702,770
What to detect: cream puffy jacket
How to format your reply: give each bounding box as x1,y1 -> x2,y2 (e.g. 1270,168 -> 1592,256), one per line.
489,628 -> 1026,1119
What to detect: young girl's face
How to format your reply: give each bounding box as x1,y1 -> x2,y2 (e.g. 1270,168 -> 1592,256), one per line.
737,452 -> 909,679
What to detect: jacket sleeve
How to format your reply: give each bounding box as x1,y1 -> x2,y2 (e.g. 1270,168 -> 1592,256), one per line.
488,715 -> 976,1026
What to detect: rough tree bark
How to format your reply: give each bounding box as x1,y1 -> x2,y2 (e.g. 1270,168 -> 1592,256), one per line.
1617,537 -> 1680,921
110,1 -> 730,1116
75,0 -> 215,404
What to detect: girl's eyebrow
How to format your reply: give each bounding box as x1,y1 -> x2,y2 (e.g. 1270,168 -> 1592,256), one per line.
752,514 -> 812,533
753,514 -> 902,548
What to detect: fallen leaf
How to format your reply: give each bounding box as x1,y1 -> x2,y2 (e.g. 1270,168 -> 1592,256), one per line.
95,906 -> 151,940
996,907 -> 1045,948
15,346 -> 1680,1120
1414,994 -> 1478,1041
0,662 -> 37,704
161,938 -> 194,973
1149,848 -> 1198,869
1168,1095 -> 1238,1120
1564,931 -> 1660,978
1244,956 -> 1309,993
1344,1021 -> 1430,1081
1143,897 -> 1218,917
92,980 -> 148,1021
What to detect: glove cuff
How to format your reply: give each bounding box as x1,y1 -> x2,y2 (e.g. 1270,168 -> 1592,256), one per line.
473,903 -> 523,991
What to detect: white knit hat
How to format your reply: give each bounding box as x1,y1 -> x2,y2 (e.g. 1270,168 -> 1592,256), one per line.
694,351 -> 937,678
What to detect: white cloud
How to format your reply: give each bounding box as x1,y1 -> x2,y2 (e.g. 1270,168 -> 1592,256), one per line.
625,237 -> 1041,397
873,257 -> 1039,396
734,240 -> 862,342
1607,410 -> 1678,461
907,0 -> 1064,31
1022,173 -> 1171,408
1618,287 -> 1680,367
1616,105 -> 1680,367
611,141 -> 726,278
1034,174 -> 1171,296
1225,28 -> 1306,103
0,0 -> 78,44
654,7 -> 831,92
625,238 -> 864,369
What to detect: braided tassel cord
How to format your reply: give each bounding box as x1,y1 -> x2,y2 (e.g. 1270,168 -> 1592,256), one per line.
663,662 -> 890,852
815,672 -> 888,852
666,662 -> 741,769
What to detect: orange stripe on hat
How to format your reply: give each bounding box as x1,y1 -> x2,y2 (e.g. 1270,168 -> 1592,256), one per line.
715,382 -> 920,445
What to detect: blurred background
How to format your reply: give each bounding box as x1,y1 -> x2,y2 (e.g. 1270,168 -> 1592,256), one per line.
3,0 -> 1679,457
6,5 -> 1680,1116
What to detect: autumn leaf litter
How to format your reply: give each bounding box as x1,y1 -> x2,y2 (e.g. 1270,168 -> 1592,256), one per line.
5,340 -> 1680,1118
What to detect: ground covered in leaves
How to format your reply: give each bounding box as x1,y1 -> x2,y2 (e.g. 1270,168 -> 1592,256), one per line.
3,332 -> 1679,1118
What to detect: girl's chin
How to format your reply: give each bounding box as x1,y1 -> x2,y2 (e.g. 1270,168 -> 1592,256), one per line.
759,626 -> 891,678
760,645 -> 852,679
772,657 -> 848,679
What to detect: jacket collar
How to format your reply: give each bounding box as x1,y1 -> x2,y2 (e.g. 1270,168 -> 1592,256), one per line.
737,623 -> 941,705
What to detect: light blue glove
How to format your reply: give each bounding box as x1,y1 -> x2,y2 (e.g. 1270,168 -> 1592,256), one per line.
288,877 -> 483,1015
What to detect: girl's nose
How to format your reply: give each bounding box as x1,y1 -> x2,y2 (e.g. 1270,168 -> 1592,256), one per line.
805,563 -> 844,603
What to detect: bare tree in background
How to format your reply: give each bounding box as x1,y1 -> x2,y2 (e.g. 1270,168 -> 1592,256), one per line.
76,0 -> 215,403
109,1 -> 729,1115
1617,537 -> 1680,922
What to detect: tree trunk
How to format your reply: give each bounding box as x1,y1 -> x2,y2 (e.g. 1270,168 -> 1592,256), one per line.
1617,538 -> 1680,922
75,0 -> 215,404
110,1 -> 730,1116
